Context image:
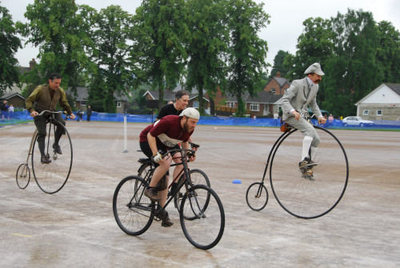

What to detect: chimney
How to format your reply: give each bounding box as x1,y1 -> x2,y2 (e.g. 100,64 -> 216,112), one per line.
275,71 -> 281,78
29,58 -> 36,70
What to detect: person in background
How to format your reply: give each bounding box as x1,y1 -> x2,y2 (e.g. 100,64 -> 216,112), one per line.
86,105 -> 92,121
157,90 -> 190,119
8,104 -> 15,119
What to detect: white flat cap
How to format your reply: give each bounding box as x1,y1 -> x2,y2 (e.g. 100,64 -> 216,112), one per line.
304,62 -> 325,76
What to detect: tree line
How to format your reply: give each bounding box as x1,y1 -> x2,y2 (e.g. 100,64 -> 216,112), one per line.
270,10 -> 400,117
1,1 -> 400,117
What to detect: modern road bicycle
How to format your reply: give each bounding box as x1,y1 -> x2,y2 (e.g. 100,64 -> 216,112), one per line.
16,110 -> 73,194
113,146 -> 225,250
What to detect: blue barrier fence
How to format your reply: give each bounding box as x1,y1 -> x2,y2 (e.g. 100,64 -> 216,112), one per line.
1,110 -> 400,129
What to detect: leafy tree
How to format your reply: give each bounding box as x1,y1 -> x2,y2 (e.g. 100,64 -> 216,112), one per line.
185,0 -> 229,114
376,21 -> 400,83
0,6 -> 21,95
17,0 -> 91,93
225,0 -> 269,116
132,0 -> 189,109
88,5 -> 135,113
288,17 -> 334,81
270,50 -> 290,78
322,10 -> 383,116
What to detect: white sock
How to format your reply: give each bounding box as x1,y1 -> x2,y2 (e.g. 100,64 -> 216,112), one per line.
310,146 -> 318,161
301,136 -> 313,160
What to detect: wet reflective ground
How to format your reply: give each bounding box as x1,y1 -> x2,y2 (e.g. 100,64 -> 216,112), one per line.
1,122 -> 400,267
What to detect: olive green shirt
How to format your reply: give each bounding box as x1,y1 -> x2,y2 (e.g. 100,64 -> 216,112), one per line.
25,84 -> 73,115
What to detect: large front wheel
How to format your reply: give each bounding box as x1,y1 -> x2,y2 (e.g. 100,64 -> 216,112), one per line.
270,126 -> 349,219
180,185 -> 225,250
31,121 -> 73,194
113,176 -> 154,236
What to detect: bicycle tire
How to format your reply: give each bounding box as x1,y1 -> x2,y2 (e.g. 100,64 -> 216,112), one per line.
16,163 -> 30,189
31,121 -> 73,194
180,185 -> 225,250
174,169 -> 211,211
269,126 -> 349,219
246,182 -> 268,211
113,176 -> 154,236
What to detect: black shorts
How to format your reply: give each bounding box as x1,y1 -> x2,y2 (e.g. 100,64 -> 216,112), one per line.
139,142 -> 169,190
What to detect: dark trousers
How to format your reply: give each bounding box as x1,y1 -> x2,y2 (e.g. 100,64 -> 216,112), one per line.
34,113 -> 65,156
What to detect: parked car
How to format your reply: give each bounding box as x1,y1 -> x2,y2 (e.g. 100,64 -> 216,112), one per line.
342,116 -> 375,127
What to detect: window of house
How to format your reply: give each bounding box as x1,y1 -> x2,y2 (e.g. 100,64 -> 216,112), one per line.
271,88 -> 276,94
376,110 -> 382,116
117,102 -> 122,108
226,102 -> 235,108
363,110 -> 369,116
249,103 -> 259,112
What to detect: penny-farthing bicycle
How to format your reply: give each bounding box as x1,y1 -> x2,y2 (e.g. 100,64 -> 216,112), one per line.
246,118 -> 349,219
16,110 -> 73,194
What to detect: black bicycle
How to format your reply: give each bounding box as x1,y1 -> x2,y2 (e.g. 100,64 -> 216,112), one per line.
16,110 -> 73,194
137,143 -> 211,211
246,117 -> 349,219
112,146 -> 225,250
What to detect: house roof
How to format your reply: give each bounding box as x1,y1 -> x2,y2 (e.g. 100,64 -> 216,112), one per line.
0,92 -> 25,101
386,83 -> 400,95
355,83 -> 400,105
273,77 -> 290,87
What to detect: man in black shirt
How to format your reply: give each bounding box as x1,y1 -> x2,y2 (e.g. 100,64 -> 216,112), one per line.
157,90 -> 189,119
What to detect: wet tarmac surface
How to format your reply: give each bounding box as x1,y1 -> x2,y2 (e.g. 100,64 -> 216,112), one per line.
1,121 -> 400,267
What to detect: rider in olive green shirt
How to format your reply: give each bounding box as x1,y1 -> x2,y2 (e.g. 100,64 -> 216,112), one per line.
25,73 -> 76,163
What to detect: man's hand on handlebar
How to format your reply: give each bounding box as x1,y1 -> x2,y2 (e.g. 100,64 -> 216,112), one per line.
152,152 -> 162,163
30,110 -> 39,117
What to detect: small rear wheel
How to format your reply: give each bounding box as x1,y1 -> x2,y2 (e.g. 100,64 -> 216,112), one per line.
246,182 -> 268,211
113,176 -> 154,236
16,163 -> 30,189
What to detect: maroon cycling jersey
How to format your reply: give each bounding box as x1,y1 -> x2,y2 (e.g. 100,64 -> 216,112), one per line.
139,115 -> 193,147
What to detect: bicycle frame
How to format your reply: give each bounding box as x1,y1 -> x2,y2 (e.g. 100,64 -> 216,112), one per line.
138,148 -> 196,214
260,128 -> 296,184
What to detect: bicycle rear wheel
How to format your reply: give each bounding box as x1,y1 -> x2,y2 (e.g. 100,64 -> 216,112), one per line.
270,126 -> 349,219
31,121 -> 72,194
16,163 -> 30,189
113,176 -> 154,235
180,185 -> 225,250
174,169 -> 211,211
246,182 -> 268,211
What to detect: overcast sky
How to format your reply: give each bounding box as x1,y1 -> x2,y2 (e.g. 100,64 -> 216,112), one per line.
2,0 -> 400,68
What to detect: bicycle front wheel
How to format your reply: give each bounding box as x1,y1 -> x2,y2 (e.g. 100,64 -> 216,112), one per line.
174,169 -> 211,211
246,182 -> 268,211
113,176 -> 154,236
31,121 -> 73,194
180,185 -> 225,250
270,126 -> 349,219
